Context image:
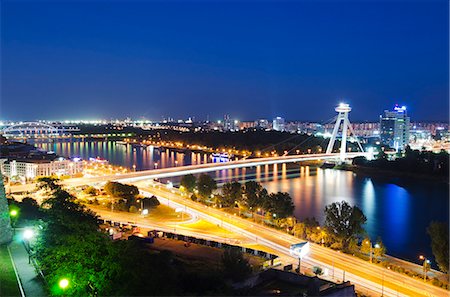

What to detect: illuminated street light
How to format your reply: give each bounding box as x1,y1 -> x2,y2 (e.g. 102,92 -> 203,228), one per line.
419,255 -> 431,282
10,209 -> 18,234
59,278 -> 69,290
23,229 -> 34,240
290,242 -> 310,274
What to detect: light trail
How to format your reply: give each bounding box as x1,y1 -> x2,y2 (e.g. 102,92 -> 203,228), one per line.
138,185 -> 449,297
9,152 -> 369,193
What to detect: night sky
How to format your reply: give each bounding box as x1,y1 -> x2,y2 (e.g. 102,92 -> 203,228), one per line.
1,0 -> 448,122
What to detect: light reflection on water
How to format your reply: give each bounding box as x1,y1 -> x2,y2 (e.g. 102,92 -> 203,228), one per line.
33,140 -> 448,263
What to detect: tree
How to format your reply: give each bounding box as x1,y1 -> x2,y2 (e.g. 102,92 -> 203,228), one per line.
373,238 -> 386,260
142,196 -> 160,208
243,181 -> 263,209
180,174 -> 196,193
427,221 -> 449,272
312,266 -> 323,276
19,197 -> 42,220
104,181 -> 139,207
324,201 -> 367,250
221,182 -> 242,208
83,186 -> 98,196
265,192 -> 295,219
196,174 -> 217,199
36,176 -> 61,192
221,248 -> 252,282
360,237 -> 372,255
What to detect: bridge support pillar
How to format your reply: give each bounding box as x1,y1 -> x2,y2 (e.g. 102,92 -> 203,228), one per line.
326,103 -> 363,162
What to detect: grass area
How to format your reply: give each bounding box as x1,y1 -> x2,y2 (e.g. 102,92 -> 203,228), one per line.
147,204 -> 189,222
182,220 -> 240,236
0,245 -> 21,297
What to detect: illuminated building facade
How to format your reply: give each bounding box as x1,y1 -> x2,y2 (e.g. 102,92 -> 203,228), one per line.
0,158 -> 84,181
272,117 -> 285,132
380,105 -> 410,151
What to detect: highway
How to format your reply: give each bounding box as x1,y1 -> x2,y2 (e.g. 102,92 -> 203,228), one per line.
8,152 -> 369,194
133,182 -> 448,297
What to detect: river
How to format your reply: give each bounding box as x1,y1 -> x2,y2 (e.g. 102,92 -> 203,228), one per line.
33,139 -> 449,264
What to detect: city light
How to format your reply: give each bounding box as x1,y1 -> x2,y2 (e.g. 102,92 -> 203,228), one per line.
23,229 -> 34,240
59,278 -> 69,289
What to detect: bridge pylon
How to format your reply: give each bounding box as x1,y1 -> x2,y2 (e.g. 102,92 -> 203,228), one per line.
326,103 -> 363,162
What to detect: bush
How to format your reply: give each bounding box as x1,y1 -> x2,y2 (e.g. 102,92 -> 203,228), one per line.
330,242 -> 343,250
83,186 -> 98,196
432,278 -> 442,287
129,206 -> 138,213
312,266 -> 323,276
143,196 -> 160,208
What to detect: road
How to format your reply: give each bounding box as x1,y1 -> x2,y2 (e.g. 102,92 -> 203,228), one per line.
134,182 -> 449,297
89,206 -> 250,245
7,152 -> 369,194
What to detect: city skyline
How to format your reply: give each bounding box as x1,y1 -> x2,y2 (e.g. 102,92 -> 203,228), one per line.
1,1 -> 448,121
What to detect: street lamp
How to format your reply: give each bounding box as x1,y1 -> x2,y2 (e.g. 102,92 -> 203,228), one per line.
59,278 -> 69,290
365,240 -> 380,263
419,255 -> 431,282
290,242 -> 310,274
23,229 -> 34,240
10,209 -> 18,235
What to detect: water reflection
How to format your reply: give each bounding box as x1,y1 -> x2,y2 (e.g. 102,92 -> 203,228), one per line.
33,140 -> 448,262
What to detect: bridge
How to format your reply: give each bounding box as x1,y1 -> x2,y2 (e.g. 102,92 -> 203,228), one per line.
1,122 -> 79,138
7,103 -> 370,192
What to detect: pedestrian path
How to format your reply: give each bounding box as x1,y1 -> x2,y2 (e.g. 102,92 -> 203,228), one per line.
8,233 -> 46,297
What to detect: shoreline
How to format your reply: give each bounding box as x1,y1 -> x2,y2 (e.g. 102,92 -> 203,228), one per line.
336,164 -> 449,185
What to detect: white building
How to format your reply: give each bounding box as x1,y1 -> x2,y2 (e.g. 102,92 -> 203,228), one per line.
272,117 -> 285,132
0,158 -> 84,181
380,105 -> 410,151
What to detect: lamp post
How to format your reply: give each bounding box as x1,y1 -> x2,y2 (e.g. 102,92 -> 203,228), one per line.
10,209 -> 18,235
419,255 -> 431,282
365,240 -> 380,263
59,278 -> 69,295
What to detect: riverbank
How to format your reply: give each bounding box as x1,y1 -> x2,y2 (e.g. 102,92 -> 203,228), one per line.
336,164 -> 449,184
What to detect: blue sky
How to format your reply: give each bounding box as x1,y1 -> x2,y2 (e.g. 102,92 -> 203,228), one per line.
1,0 -> 448,121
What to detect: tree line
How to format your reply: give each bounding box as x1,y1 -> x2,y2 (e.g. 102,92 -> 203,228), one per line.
152,130 -> 360,155
353,146 -> 449,177
83,181 -> 160,213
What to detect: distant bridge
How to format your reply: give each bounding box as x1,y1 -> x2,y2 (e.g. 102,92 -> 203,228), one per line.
1,122 -> 78,138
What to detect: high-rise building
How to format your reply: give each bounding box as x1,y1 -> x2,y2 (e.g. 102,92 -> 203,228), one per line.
255,119 -> 269,129
379,105 -> 410,151
273,117 -> 285,132
223,114 -> 232,131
